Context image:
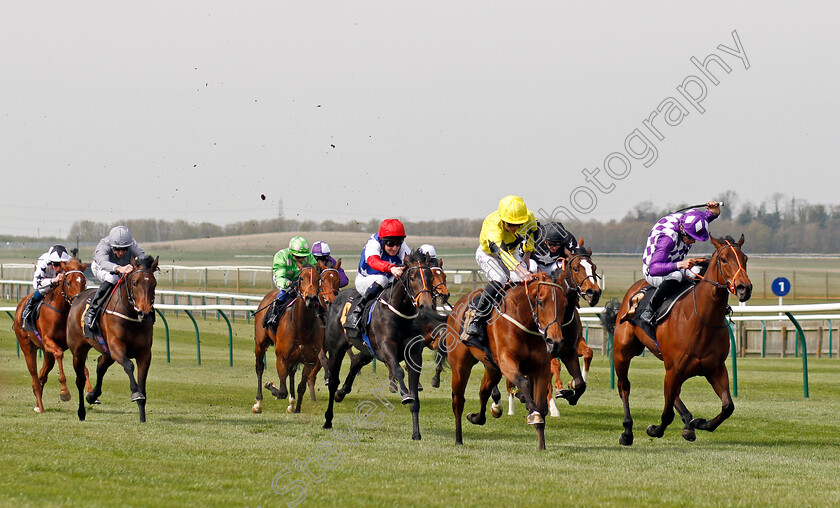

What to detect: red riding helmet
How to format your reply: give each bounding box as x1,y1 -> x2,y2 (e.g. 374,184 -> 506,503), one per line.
378,219 -> 406,239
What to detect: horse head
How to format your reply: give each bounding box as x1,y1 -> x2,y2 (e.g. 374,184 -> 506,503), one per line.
561,237 -> 601,306
317,259 -> 341,309
526,271 -> 568,341
429,258 -> 450,306
59,257 -> 88,304
127,255 -> 159,320
710,235 -> 752,302
296,265 -> 320,309
401,251 -> 436,311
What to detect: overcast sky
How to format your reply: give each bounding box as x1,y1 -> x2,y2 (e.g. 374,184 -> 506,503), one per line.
2,2 -> 838,238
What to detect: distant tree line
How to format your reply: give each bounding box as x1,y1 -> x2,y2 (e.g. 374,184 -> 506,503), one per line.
42,192 -> 840,254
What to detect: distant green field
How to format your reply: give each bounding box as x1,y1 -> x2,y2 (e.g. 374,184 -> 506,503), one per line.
1,313 -> 839,507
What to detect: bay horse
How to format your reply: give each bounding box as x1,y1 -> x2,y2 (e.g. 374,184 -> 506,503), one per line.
67,255 -> 159,422
610,235 -> 751,445
444,271 -> 568,450
12,258 -> 91,413
322,251 -> 436,441
503,240 -> 601,416
252,263 -> 335,414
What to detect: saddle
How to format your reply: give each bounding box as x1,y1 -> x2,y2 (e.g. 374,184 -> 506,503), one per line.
339,292 -> 379,357
620,280 -> 696,341
21,299 -> 44,333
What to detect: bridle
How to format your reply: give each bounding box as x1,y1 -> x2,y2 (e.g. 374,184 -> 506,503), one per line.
59,269 -> 86,305
690,240 -> 746,296
522,279 -> 566,340
317,267 -> 340,307
555,254 -> 600,299
121,268 -> 157,311
379,261 -> 435,319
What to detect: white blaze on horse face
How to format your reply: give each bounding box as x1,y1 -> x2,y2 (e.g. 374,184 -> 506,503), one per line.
580,259 -> 595,281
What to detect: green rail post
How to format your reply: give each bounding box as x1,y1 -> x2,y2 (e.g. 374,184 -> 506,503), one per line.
155,309 -> 170,363
761,320 -> 767,358
174,294 -> 179,317
584,321 -> 589,342
217,310 -> 233,367
608,331 -> 615,390
183,310 -> 201,366
784,312 -> 809,398
202,295 -> 206,320
829,319 -> 833,359
727,322 -> 738,398
216,296 -> 221,322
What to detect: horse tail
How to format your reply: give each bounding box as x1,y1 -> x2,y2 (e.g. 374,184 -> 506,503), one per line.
598,299 -> 620,335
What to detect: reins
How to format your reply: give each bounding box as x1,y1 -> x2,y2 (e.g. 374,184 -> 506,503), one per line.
688,240 -> 744,328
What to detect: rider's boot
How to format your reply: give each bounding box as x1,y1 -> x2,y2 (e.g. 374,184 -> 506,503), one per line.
83,281 -> 114,339
344,282 -> 382,337
640,278 -> 680,327
21,291 -> 44,332
265,288 -> 292,329
462,280 -> 504,353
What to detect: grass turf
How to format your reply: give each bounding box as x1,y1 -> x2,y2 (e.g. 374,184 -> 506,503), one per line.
1,316 -> 839,507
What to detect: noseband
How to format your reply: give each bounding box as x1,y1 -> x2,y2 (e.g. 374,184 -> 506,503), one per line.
692,240 -> 746,295
557,255 -> 600,298
317,267 -> 340,307
122,268 -> 157,310
403,262 -> 435,307
524,279 -> 566,340
60,270 -> 86,305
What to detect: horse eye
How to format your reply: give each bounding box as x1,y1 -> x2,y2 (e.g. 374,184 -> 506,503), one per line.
721,258 -> 728,264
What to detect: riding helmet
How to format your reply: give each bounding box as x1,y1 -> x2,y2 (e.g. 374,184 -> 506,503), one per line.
498,195 -> 529,225
288,236 -> 311,257
108,226 -> 134,248
680,210 -> 711,242
378,219 -> 406,239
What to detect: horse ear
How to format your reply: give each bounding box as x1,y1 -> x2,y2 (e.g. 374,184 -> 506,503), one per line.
586,247 -> 592,257
82,262 -> 88,271
335,259 -> 342,269
737,234 -> 745,247
152,256 -> 160,271
710,236 -> 723,249
438,259 -> 444,269
578,236 -> 585,247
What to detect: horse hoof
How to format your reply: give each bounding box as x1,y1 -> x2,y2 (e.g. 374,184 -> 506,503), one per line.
430,377 -> 440,389
401,394 -> 415,405
682,428 -> 697,442
252,403 -> 262,414
59,391 -> 71,402
646,425 -> 662,438
619,433 -> 634,446
131,392 -> 146,402
490,403 -> 502,419
286,405 -> 294,414
334,391 -> 345,403
33,407 -> 42,413
526,411 -> 544,425
689,417 -> 707,431
92,398 -> 101,405
85,392 -> 98,405
466,412 -> 486,426
412,433 -> 421,441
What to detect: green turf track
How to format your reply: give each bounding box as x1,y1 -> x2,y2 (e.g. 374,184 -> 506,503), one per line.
1,316 -> 839,507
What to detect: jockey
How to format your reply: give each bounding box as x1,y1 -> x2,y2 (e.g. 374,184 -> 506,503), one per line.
639,201 -> 721,326
311,241 -> 349,288
84,226 -> 146,338
463,196 -> 543,351
265,235 -> 318,328
531,221 -> 578,278
21,244 -> 71,332
418,244 -> 440,267
345,219 -> 411,336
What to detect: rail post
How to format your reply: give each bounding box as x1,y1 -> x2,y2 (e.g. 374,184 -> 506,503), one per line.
154,309 -> 170,363
217,310 -> 233,367
727,321 -> 738,398
784,312 -> 809,398
761,320 -> 767,358
183,310 -> 201,366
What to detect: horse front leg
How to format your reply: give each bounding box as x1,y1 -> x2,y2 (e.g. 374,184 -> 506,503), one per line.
134,347 -> 152,423
674,397 -> 697,442
323,345 -> 348,429
691,365 -> 735,432
449,346 -> 475,446
252,337 -> 269,413
614,331 -> 643,446
647,369 -> 683,439
73,346 -> 91,421
87,353 -> 115,405
557,347 -> 587,406
265,352 -> 290,401
404,344 -> 423,440
531,369 -> 552,450
294,363 -> 315,413
578,337 -> 593,385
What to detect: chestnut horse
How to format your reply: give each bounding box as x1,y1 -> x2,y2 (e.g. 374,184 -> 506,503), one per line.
252,263 -> 335,414
444,271 -> 568,450
504,240 -> 602,416
611,235 -> 751,446
67,256 -> 159,422
322,251 -> 436,440
13,258 -> 91,413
